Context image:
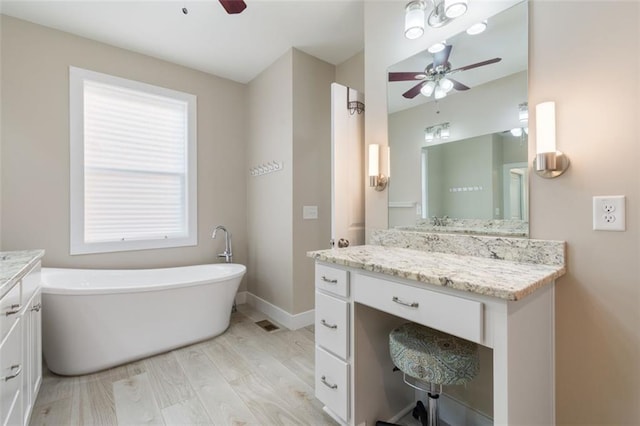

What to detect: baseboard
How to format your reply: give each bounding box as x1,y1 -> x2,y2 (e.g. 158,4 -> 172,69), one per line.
439,393 -> 493,426
244,292 -> 314,330
235,291 -> 247,305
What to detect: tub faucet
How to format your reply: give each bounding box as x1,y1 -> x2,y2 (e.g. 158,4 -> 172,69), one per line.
212,225 -> 233,263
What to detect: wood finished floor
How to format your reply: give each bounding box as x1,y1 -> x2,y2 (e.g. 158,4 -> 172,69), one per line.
30,305 -> 338,426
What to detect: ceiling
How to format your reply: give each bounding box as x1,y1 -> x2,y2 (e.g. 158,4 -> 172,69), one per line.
0,0 -> 365,84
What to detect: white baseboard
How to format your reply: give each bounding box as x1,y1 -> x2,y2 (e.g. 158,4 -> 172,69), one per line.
440,393 -> 493,426
243,292 -> 314,330
235,291 -> 247,305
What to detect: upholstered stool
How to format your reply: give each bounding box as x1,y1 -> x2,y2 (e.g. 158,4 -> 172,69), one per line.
380,323 -> 479,426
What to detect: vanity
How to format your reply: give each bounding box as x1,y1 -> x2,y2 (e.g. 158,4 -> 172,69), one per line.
309,230 -> 566,425
0,250 -> 44,426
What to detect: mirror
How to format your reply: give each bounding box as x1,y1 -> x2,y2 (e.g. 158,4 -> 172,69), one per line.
387,2 -> 529,237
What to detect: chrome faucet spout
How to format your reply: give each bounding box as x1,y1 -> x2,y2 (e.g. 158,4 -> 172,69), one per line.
212,225 -> 233,263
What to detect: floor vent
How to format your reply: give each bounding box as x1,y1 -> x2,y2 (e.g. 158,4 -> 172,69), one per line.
255,319 -> 280,332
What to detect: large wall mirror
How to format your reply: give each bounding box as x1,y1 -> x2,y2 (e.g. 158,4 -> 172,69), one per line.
387,1 -> 528,237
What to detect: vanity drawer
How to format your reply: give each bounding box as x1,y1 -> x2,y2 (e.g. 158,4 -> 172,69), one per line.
315,292 -> 349,359
315,264 -> 349,297
1,281 -> 21,345
353,273 -> 483,344
1,318 -> 23,426
315,346 -> 349,422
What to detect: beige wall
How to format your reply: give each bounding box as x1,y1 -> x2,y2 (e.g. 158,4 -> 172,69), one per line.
292,49 -> 334,314
529,2 -> 639,423
366,0 -> 640,423
247,50 -> 294,312
247,48 -> 335,315
336,50 -> 364,94
1,16 -> 248,281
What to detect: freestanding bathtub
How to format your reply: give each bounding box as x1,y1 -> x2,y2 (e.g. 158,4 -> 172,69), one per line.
40,263 -> 246,376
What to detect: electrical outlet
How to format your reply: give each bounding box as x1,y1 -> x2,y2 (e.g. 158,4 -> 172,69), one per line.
593,195 -> 625,231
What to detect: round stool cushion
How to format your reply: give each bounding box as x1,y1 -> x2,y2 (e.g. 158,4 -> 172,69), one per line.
389,323 -> 479,386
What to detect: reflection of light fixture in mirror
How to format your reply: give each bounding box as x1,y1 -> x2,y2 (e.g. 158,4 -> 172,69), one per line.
466,20 -> 487,35
444,0 -> 468,18
534,101 -> 569,178
404,1 -> 426,39
434,84 -> 447,99
519,102 -> 528,122
420,80 -> 436,97
439,78 -> 454,92
424,122 -> 450,142
369,144 -> 390,191
428,41 -> 446,53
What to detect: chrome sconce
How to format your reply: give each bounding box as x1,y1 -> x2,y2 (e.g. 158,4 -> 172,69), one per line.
424,122 -> 450,142
369,144 -> 390,191
404,0 -> 469,40
533,101 -> 569,178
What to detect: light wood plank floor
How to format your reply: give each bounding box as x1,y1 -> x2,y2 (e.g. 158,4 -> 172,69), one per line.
30,305 -> 337,426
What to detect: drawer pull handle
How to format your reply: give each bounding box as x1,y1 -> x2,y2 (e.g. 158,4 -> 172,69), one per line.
321,375 -> 338,390
392,296 -> 419,308
5,304 -> 21,316
320,319 -> 338,329
31,303 -> 42,312
321,276 -> 338,284
2,364 -> 22,382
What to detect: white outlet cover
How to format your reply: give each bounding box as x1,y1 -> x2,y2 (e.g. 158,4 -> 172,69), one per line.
303,205 -> 318,220
593,195 -> 626,231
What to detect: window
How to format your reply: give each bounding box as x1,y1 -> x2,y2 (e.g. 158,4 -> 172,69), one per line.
70,67 -> 197,254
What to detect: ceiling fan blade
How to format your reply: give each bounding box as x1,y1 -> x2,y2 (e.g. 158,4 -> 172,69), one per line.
402,81 -> 427,99
450,57 -> 502,73
219,0 -> 247,14
388,72 -> 427,82
433,45 -> 452,68
448,78 -> 470,91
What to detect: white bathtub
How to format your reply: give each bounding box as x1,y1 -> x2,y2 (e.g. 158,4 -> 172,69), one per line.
40,263 -> 246,376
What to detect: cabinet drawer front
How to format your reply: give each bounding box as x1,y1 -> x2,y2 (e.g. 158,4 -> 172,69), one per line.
1,319 -> 23,426
315,264 -> 349,297
1,282 -> 21,345
315,292 -> 349,359
315,346 -> 349,422
353,273 -> 483,344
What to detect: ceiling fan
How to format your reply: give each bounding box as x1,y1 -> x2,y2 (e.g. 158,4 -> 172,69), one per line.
388,44 -> 501,100
219,0 -> 247,14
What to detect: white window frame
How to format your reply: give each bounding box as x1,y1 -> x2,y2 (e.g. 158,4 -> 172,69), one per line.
69,66 -> 197,255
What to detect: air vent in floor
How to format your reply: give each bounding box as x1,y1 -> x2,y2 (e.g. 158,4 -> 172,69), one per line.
255,319 -> 280,332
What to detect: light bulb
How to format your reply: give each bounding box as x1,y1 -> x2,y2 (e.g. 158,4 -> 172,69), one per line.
440,125 -> 450,139
405,1 -> 426,40
420,81 -> 436,97
510,128 -> 523,137
434,85 -> 447,100
428,41 -> 446,53
444,0 -> 468,18
466,21 -> 487,35
425,129 -> 435,141
439,78 -> 454,92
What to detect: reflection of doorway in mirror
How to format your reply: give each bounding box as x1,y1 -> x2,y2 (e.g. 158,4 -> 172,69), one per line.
502,162 -> 528,221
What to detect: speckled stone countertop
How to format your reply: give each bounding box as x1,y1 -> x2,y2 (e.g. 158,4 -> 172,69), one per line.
308,231 -> 566,301
0,250 -> 45,298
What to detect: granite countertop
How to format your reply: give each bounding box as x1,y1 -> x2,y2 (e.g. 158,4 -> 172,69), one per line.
0,250 -> 45,298
308,245 -> 566,301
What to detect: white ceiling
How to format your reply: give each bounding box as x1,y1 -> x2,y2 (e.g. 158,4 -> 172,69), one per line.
0,0 -> 365,83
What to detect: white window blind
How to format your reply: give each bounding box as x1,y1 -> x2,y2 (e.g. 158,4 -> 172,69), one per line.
70,67 -> 197,254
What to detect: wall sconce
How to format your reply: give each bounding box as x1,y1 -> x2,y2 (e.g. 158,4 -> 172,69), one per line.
369,144 -> 390,191
425,122 -> 450,142
534,101 -> 569,178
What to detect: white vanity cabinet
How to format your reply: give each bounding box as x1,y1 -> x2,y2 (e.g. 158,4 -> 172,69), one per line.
0,258 -> 42,426
313,258 -> 558,426
314,264 -> 351,424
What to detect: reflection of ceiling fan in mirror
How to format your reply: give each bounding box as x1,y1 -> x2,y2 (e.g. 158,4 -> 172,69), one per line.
219,0 -> 247,14
388,44 -> 501,100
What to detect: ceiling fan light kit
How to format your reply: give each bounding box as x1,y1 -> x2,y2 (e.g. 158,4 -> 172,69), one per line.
428,41 -> 447,53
